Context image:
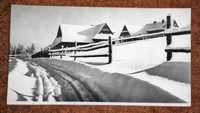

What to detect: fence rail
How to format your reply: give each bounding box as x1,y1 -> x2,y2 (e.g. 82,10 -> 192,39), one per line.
49,37 -> 112,63
48,24 -> 191,63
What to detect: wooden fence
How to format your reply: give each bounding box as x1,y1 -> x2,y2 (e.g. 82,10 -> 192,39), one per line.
49,37 -> 112,64
48,26 -> 191,63
48,15 -> 191,63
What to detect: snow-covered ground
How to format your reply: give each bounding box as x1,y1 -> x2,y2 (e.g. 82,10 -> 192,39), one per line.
96,38 -> 166,73
7,59 -> 36,102
75,34 -> 191,104
9,33 -> 190,104
52,37 -> 167,73
52,34 -> 190,74
83,34 -> 190,74
7,58 -> 61,104
168,34 -> 191,62
169,34 -> 191,49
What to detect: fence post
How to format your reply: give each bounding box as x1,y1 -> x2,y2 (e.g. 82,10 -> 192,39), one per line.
74,41 -> 77,61
166,15 -> 172,45
48,47 -> 50,58
108,36 -> 112,64
60,45 -> 64,59
166,15 -> 173,61
166,50 -> 172,61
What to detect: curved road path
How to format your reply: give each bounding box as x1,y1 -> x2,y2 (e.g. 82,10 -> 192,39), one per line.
30,58 -> 185,103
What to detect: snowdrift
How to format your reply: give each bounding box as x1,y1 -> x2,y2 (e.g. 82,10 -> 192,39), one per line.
92,37 -> 167,74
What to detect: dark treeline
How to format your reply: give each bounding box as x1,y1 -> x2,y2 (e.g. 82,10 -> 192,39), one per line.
10,43 -> 36,57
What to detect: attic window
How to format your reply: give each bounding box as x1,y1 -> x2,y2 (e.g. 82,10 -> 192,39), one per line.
101,27 -> 110,32
99,24 -> 113,34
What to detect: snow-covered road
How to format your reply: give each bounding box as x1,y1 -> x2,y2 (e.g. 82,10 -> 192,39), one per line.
129,72 -> 191,103
7,58 -> 190,105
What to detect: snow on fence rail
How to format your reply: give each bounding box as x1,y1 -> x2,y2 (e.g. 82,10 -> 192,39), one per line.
48,26 -> 190,63
49,37 -> 113,63
49,41 -> 108,52
112,26 -> 191,45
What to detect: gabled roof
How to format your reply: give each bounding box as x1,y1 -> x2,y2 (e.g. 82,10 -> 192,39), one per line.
133,21 -> 165,36
132,19 -> 179,36
119,25 -> 131,37
78,23 -> 113,38
56,23 -> 113,42
58,24 -> 92,42
49,23 -> 113,49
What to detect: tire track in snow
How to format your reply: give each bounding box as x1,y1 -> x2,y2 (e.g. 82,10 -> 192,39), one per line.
48,63 -> 107,101
34,61 -> 97,101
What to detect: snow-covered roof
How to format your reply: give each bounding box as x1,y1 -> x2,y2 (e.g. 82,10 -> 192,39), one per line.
58,24 -> 92,42
78,23 -> 110,38
132,21 -> 166,36
48,23 -> 114,49
56,23 -> 113,42
132,19 -> 179,36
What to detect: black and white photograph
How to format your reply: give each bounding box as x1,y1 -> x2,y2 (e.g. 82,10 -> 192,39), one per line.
7,5 -> 191,106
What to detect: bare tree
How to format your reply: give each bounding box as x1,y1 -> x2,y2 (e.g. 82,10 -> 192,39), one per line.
26,43 -> 35,55
16,44 -> 25,54
10,43 -> 36,57
30,43 -> 35,54
9,45 -> 16,55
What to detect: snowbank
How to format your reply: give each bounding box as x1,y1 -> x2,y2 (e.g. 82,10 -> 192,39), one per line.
7,58 -> 62,104
7,59 -> 36,102
94,37 -> 166,74
28,62 -> 61,102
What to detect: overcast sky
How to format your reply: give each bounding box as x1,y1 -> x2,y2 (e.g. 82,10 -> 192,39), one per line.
10,5 -> 191,50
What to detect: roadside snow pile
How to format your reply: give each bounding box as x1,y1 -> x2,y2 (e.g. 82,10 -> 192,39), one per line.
129,72 -> 191,103
28,63 -> 62,102
7,59 -> 62,104
7,59 -> 36,102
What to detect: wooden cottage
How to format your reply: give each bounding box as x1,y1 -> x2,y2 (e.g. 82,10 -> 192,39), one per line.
50,23 -> 113,49
32,23 -> 113,58
132,18 -> 179,36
